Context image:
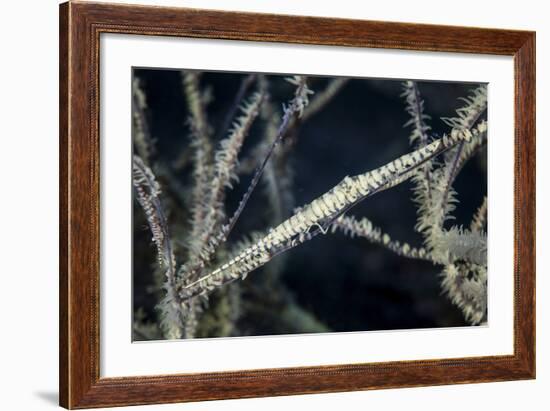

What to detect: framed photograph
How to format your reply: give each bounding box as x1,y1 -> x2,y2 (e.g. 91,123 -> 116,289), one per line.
59,1 -> 535,408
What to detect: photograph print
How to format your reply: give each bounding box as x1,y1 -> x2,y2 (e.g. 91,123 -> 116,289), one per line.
132,68 -> 488,341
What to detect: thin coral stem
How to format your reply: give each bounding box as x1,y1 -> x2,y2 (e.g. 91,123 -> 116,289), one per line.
411,82 -> 433,201
470,196 -> 488,232
453,124 -> 487,178
186,90 -> 266,276
133,155 -> 186,337
438,86 -> 487,227
438,116 -> 485,228
133,156 -> 175,275
132,77 -> 155,164
223,76 -> 312,240
302,78 -> 349,121
174,71 -> 213,171
216,74 -> 257,142
331,215 -> 431,261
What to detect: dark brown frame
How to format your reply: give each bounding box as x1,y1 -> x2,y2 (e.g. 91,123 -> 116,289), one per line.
59,1 -> 536,408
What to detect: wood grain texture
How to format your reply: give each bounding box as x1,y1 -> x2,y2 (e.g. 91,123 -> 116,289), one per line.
59,2 -> 69,407
59,1 -> 536,408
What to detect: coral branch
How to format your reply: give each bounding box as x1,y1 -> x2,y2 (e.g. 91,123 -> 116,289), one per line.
216,74 -> 257,142
434,227 -> 487,266
331,215 -> 429,260
132,77 -> 155,164
454,121 -> 487,177
440,262 -> 487,324
259,98 -> 295,223
415,90 -> 487,256
302,78 -> 349,121
186,119 -> 214,261
181,72 -> 212,157
181,129 -> 471,299
438,86 -> 488,225
222,76 -> 313,241
133,155 -> 173,270
402,80 -> 432,148
178,89 -> 266,339
186,90 -> 266,276
470,196 -> 488,232
237,96 -> 296,224
174,71 -> 213,170
401,80 -> 433,215
132,155 -> 185,338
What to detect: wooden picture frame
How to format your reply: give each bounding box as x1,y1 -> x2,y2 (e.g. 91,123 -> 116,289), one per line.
59,1 -> 535,408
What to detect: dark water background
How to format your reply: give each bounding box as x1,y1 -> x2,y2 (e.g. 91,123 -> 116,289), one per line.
133,67 -> 487,336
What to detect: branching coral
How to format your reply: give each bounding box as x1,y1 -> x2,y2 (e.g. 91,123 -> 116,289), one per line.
333,84 -> 488,324
182,129 -> 472,298
397,83 -> 487,323
132,72 -> 488,340
331,215 -> 429,260
132,78 -> 155,164
186,90 -> 266,273
132,155 -> 185,338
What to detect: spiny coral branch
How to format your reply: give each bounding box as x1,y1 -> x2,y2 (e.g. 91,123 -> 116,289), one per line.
441,85 -> 488,130
216,74 -> 257,142
331,215 -> 429,260
416,86 -> 487,252
438,121 -> 487,228
186,119 -> 214,261
303,78 -> 349,121
438,85 -> 487,224
433,226 -> 487,266
402,80 -> 432,148
470,196 -> 488,232
179,77 -> 311,292
185,90 -> 266,277
238,94 -> 296,225
259,96 -> 296,224
221,76 -> 313,241
454,121 -> 487,177
181,72 -> 212,158
178,89 -> 266,338
132,155 -> 185,338
238,77 -> 348,225
132,78 -> 155,164
181,129 -> 471,299
440,262 -> 487,325
213,91 -> 266,191
401,80 -> 433,215
181,71 -> 217,273
133,155 -> 172,268
422,87 -> 488,326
